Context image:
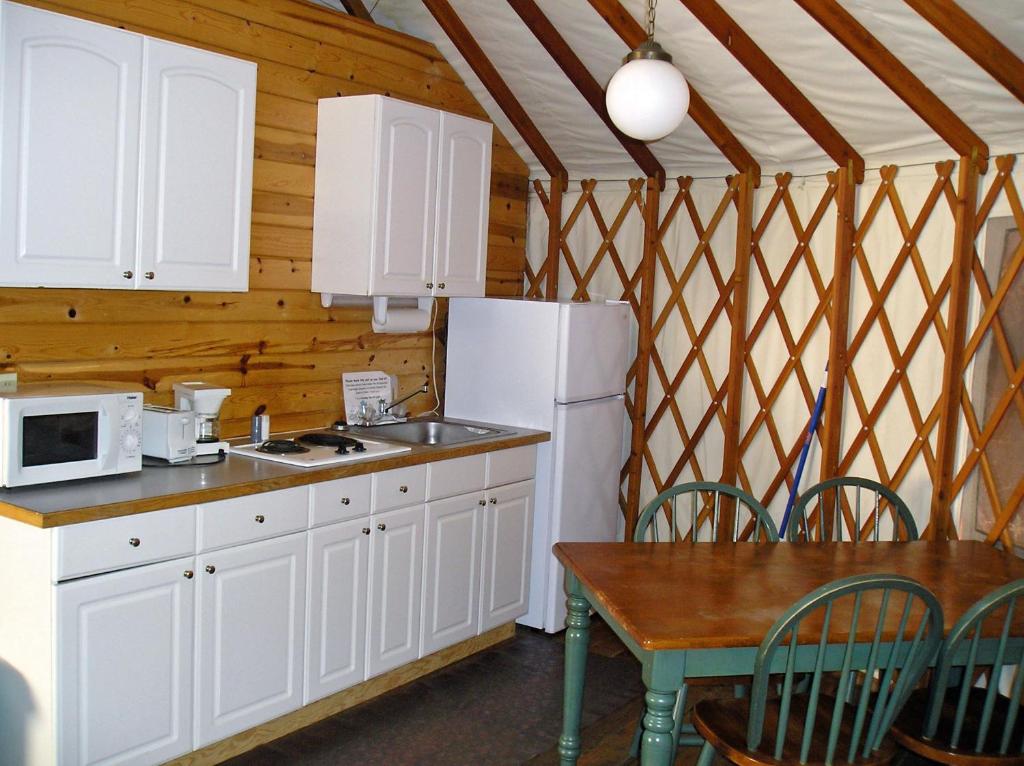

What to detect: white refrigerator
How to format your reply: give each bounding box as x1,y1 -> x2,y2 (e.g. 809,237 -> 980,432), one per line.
445,298 -> 630,632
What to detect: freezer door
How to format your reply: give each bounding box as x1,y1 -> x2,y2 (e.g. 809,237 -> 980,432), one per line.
555,301 -> 629,403
445,297 -> 560,430
543,394 -> 626,632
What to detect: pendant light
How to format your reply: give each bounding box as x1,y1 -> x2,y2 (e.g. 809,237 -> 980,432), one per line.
605,0 -> 689,142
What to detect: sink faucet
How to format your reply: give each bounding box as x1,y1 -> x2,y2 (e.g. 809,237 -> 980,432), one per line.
378,384 -> 429,418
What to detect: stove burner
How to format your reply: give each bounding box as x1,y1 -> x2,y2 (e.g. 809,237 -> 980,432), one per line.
257,439 -> 310,455
298,432 -> 366,452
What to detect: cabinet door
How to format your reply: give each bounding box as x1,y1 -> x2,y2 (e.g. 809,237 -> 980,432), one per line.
305,517 -> 369,704
370,99 -> 438,296
366,504 -> 424,678
0,4 -> 142,288
137,38 -> 255,291
195,532 -> 306,748
421,492 -> 484,655
56,557 -> 195,766
433,112 -> 491,297
480,480 -> 534,632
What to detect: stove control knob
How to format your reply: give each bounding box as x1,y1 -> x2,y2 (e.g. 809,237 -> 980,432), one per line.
335,445 -> 349,455
354,443 -> 366,453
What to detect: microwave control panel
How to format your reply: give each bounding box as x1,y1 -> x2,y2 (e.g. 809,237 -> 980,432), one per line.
118,394 -> 143,462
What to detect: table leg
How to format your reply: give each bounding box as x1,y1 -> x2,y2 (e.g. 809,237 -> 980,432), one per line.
558,572 -> 591,766
640,652 -> 687,766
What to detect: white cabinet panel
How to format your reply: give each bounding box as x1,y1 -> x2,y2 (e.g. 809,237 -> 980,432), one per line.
195,532 -> 306,748
426,453 -> 485,501
372,463 -> 427,513
0,3 -> 141,288
137,39 -> 254,291
372,98 -> 437,296
433,112 -> 491,296
56,557 -> 194,766
312,95 -> 491,300
366,504 -> 423,678
421,492 -> 483,655
480,480 -> 534,632
305,517 -> 369,703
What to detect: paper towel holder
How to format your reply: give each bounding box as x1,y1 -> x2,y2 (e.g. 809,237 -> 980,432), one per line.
320,293 -> 434,334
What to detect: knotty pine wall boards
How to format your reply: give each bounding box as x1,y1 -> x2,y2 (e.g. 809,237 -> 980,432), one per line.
0,0 -> 529,437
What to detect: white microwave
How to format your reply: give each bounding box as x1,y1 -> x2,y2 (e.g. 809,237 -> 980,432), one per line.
0,384 -> 143,488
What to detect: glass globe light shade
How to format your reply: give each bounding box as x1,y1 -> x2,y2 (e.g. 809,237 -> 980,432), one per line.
606,55 -> 689,142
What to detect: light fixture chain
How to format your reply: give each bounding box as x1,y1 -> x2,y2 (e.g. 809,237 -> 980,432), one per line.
646,0 -> 657,41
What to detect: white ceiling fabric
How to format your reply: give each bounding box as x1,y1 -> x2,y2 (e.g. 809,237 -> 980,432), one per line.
368,0 -> 1024,180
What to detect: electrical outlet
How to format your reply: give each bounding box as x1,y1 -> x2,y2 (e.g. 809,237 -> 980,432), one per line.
0,372 -> 16,393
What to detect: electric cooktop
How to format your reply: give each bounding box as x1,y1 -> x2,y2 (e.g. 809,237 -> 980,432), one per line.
230,429 -> 411,467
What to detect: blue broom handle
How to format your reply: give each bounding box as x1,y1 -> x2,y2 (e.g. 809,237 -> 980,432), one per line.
780,367 -> 828,537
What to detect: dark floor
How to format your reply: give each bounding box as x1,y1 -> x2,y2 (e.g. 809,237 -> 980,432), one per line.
223,619 -> 658,765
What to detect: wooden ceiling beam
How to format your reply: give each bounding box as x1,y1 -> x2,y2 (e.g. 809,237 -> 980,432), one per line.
586,0 -> 760,187
677,0 -> 864,182
904,0 -> 1024,107
793,0 -> 989,172
421,0 -> 568,186
339,0 -> 374,23
506,0 -> 667,189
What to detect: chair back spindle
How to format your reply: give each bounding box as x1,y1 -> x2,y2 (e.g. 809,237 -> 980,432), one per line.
634,482 -> 778,543
788,477 -> 919,543
746,574 -> 943,765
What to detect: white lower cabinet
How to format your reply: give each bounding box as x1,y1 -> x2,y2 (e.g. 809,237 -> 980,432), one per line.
20,446 -> 536,766
305,516 -> 370,704
480,480 -> 534,632
195,532 -> 307,748
421,491 -> 484,655
56,557 -> 196,766
366,504 -> 425,678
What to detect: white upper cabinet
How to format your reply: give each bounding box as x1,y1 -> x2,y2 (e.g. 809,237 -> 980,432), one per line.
312,95 -> 492,299
0,3 -> 142,289
0,2 -> 255,291
433,112 -> 492,296
137,39 -> 254,291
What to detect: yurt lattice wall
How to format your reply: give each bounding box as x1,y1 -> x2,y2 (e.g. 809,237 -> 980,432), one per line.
527,154 -> 1024,546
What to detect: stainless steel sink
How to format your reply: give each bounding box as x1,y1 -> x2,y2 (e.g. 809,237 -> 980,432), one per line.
348,419 -> 509,446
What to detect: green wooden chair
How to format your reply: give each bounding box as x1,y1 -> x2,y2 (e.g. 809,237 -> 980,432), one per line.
630,482 -> 779,754
891,579 -> 1024,766
634,481 -> 779,544
692,573 -> 944,766
788,477 -> 919,543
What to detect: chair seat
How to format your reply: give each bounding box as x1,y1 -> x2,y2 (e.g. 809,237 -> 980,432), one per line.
693,695 -> 899,766
891,687 -> 1024,766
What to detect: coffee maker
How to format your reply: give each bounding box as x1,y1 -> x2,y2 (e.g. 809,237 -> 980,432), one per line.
173,382 -> 231,456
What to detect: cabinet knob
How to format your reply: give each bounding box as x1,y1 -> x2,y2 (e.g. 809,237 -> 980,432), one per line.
123,270 -> 133,280
183,570 -> 194,579
144,271 -> 155,280
362,527 -> 371,535
478,499 -> 487,506
205,565 -> 216,574
377,523 -> 386,531
489,497 -> 497,504
254,514 -> 265,524
438,282 -> 446,290
426,282 -> 434,289
399,485 -> 408,493
340,497 -> 351,505
128,537 -> 141,547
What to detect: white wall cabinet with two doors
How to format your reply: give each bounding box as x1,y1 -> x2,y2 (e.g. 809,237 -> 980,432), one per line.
0,445 -> 534,766
312,94 -> 493,300
0,1 -> 256,291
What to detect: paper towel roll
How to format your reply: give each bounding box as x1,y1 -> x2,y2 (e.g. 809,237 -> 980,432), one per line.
371,306 -> 432,333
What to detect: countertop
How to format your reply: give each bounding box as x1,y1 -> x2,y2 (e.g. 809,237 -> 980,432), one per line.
0,423 -> 549,528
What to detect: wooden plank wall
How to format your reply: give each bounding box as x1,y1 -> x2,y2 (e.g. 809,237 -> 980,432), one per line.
0,0 -> 529,437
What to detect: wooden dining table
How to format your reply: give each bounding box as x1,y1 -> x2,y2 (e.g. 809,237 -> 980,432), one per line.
552,540 -> 1024,766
